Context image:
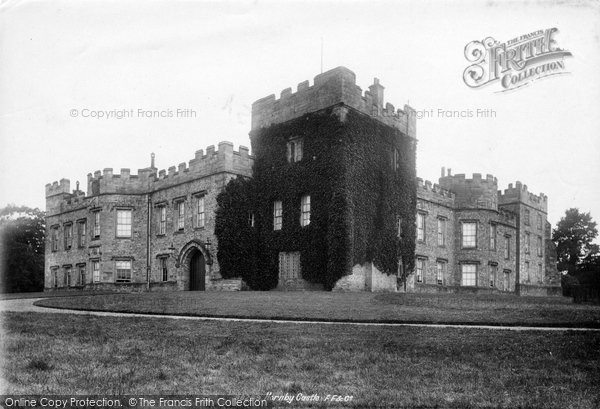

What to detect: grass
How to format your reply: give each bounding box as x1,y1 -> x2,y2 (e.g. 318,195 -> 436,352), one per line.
33,291 -> 600,327
2,311 -> 599,408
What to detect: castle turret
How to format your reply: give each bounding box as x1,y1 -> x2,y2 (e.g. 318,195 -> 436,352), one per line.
438,171 -> 498,210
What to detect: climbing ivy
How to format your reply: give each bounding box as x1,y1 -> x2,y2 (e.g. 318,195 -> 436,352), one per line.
215,105 -> 416,290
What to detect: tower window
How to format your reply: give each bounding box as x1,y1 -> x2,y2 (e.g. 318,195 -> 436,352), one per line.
417,213 -> 426,242
416,258 -> 425,283
64,223 -> 73,250
490,223 -> 497,250
273,200 -> 283,230
461,264 -> 477,286
300,195 -> 311,227
437,218 -> 446,246
461,222 -> 477,249
436,261 -> 446,285
287,138 -> 303,163
115,260 -> 132,283
78,220 -> 87,247
116,209 -> 132,238
158,206 -> 167,235
160,257 -> 168,282
195,196 -> 205,228
93,211 -> 101,238
177,201 -> 185,230
92,260 -> 100,283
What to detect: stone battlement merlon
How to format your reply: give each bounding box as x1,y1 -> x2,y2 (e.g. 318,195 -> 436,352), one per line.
416,178 -> 455,199
498,181 -> 547,212
45,178 -> 71,197
439,172 -> 498,187
251,66 -> 416,138
46,143 -> 253,209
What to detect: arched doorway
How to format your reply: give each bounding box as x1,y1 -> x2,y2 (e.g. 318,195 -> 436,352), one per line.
189,250 -> 206,291
178,239 -> 212,291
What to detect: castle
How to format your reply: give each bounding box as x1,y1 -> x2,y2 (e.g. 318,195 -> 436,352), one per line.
44,67 -> 561,295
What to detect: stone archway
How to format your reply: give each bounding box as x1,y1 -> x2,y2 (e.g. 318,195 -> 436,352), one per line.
178,240 -> 213,291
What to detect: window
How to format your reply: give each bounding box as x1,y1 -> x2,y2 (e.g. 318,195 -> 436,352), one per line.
177,201 -> 185,230
525,232 -> 530,254
64,267 -> 71,287
490,264 -> 497,287
287,138 -> 303,163
64,223 -> 73,250
115,260 -> 132,283
51,268 -> 58,288
416,258 -> 425,283
396,216 -> 403,238
93,211 -> 101,238
461,264 -> 477,286
392,148 -> 400,171
537,236 -> 543,257
92,260 -> 100,283
51,227 -> 58,252
504,236 -> 511,259
524,261 -> 530,282
300,195 -> 311,227
248,212 -> 255,228
503,270 -> 511,291
160,257 -> 168,282
490,224 -> 497,250
436,261 -> 445,285
538,264 -> 543,284
417,213 -> 425,242
537,213 -> 542,230
195,196 -> 205,228
524,209 -> 530,225
437,218 -> 446,246
78,265 -> 86,286
78,220 -> 86,247
158,206 -> 167,235
461,222 -> 477,248
116,209 -> 132,237
273,200 -> 283,231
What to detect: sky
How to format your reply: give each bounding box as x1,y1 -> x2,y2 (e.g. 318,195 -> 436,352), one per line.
0,0 -> 599,229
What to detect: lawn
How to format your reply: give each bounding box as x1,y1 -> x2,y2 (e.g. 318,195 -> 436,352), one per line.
34,291 -> 600,327
1,311 -> 599,408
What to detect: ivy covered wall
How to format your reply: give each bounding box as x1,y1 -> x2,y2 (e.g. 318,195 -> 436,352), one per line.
215,104 -> 416,290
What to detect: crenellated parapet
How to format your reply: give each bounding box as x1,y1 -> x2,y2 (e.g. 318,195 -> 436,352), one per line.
251,66 -> 416,138
498,181 -> 547,212
438,171 -> 498,210
46,142 -> 253,212
416,177 -> 455,207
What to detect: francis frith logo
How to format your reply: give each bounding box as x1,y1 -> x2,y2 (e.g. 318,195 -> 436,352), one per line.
463,28 -> 572,92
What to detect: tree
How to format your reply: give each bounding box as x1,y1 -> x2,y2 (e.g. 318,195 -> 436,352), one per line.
0,205 -> 46,292
552,208 -> 598,274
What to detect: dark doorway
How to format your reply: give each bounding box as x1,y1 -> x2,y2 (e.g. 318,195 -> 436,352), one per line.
189,251 -> 206,291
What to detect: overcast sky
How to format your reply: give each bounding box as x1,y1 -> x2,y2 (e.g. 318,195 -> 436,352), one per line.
0,0 -> 599,229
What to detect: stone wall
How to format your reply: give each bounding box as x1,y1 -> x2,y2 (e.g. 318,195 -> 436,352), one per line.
44,143 -> 253,291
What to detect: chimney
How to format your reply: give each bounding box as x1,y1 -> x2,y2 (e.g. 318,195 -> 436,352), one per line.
151,153 -> 156,169
368,78 -> 384,113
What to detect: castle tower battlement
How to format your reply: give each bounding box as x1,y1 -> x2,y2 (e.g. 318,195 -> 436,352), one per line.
438,170 -> 498,210
498,181 -> 547,212
417,177 -> 455,207
45,142 -> 253,212
251,66 -> 416,137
